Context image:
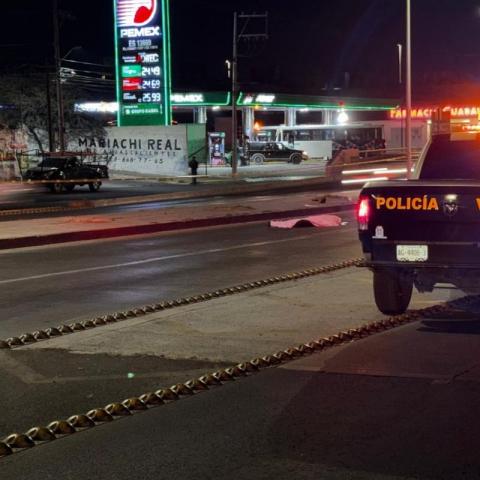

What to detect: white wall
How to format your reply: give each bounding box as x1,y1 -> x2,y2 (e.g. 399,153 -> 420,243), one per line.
72,125 -> 189,176
383,120 -> 428,150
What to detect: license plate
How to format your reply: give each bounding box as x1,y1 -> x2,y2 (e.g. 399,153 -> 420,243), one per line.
396,245 -> 428,262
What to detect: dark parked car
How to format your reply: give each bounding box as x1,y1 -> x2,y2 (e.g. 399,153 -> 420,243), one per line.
245,142 -> 307,164
24,156 -> 109,193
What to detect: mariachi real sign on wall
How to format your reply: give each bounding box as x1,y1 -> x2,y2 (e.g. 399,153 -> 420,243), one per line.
114,0 -> 172,126
74,126 -> 188,176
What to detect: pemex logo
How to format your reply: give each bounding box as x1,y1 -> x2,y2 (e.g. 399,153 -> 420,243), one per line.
117,0 -> 158,27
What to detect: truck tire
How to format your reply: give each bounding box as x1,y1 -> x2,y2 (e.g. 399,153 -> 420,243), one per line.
251,153 -> 265,164
373,269 -> 413,315
89,181 -> 101,192
290,153 -> 302,164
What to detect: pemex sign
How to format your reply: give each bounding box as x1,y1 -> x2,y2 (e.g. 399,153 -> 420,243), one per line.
114,0 -> 172,126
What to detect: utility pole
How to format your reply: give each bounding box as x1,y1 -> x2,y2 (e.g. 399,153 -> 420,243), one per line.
53,0 -> 66,152
232,12 -> 238,175
397,43 -> 402,85
397,43 -> 404,149
231,12 -> 268,176
46,72 -> 55,152
405,0 -> 412,179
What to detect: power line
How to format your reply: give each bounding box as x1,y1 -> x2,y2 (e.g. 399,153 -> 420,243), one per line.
62,58 -> 113,69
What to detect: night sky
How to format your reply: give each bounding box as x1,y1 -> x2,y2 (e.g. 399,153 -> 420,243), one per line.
2,0 -> 480,99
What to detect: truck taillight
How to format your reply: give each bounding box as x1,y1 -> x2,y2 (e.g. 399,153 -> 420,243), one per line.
357,196 -> 370,231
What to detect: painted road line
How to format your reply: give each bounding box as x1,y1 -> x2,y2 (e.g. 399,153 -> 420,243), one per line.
0,226 -> 356,285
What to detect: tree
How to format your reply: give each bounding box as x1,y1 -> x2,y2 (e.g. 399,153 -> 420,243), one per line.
0,72 -> 106,153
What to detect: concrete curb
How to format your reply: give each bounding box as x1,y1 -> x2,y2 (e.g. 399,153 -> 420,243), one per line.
1,176 -> 339,215
91,176 -> 339,209
0,203 -> 355,250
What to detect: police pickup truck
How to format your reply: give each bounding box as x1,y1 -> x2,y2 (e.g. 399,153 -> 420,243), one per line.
358,134 -> 480,315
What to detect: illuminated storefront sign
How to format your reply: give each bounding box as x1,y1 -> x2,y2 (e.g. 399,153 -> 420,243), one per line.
171,92 -> 231,106
390,106 -> 480,120
237,93 -> 394,110
114,0 -> 172,126
117,0 -> 158,26
75,102 -> 119,113
75,92 -> 231,114
171,93 -> 204,104
240,94 -> 276,105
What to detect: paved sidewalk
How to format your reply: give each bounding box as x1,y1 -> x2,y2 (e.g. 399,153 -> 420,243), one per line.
110,160 -> 327,181
0,268 -> 470,480
23,267 -> 458,361
0,190 -> 357,249
0,174 -> 339,216
0,266 -> 457,437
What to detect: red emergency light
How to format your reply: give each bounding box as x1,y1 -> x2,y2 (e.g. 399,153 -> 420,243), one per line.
357,196 -> 370,230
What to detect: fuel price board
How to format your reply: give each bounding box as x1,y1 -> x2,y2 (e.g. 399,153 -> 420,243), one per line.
114,0 -> 172,126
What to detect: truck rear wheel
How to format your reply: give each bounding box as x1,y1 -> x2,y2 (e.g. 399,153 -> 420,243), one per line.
373,269 -> 413,315
290,153 -> 302,164
251,153 -> 265,164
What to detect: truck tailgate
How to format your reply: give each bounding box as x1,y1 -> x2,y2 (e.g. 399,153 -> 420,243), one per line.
362,180 -> 480,241
359,180 -> 480,266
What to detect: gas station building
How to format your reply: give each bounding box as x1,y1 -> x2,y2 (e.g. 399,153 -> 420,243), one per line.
170,91 -> 397,141
79,91 -> 398,145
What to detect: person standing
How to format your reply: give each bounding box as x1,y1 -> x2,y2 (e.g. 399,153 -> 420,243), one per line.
189,156 -> 199,185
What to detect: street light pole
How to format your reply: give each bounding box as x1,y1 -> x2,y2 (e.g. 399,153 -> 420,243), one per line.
230,11 -> 268,175
231,12 -> 238,176
53,0 -> 66,152
405,0 -> 412,179
397,43 -> 404,149
397,43 -> 402,85
45,72 -> 55,152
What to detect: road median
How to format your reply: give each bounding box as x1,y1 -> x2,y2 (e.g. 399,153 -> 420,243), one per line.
0,175 -> 338,216
0,201 -> 355,250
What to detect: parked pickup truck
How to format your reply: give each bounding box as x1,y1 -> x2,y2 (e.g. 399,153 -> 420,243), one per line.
24,156 -> 109,193
245,142 -> 307,164
357,133 -> 480,315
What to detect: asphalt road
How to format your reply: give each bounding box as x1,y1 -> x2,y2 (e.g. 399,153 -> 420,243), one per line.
2,208 -> 480,479
4,304 -> 480,479
0,188 -> 354,223
0,209 -> 361,443
0,179 -> 211,210
0,174 -> 331,214
0,210 -> 359,339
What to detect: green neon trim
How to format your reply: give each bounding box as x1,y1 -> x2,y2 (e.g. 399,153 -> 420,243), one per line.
113,0 -> 121,126
236,92 -> 395,110
263,104 -> 394,110
115,0 -> 170,126
161,0 -> 172,125
237,100 -> 394,110
166,0 -> 172,124
171,92 -> 231,107
172,103 -> 228,106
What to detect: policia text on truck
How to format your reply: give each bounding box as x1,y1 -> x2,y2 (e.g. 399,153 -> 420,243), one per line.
357,134 -> 480,315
